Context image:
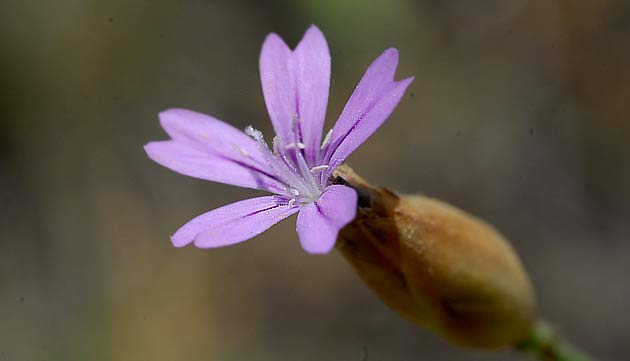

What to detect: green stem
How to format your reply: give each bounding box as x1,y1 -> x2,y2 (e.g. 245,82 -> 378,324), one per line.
516,320 -> 595,361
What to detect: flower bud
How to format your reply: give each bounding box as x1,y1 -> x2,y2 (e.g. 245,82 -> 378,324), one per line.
334,165 -> 535,349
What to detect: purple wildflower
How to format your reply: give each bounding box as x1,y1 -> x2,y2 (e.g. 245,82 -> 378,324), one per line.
144,25 -> 413,254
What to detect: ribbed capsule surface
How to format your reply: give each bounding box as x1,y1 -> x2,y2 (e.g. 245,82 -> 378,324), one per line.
335,165 -> 535,349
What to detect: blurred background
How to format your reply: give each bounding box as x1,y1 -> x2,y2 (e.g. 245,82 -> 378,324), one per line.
2,0 -> 630,360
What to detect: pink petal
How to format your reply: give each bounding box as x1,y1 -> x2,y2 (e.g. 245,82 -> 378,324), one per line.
324,48 -> 413,171
158,108 -> 263,163
144,140 -> 285,193
171,196 -> 299,248
259,25 -> 330,164
296,185 -> 357,254
293,26 -> 331,163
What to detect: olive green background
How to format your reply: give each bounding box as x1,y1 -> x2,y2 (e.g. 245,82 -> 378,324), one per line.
2,0 -> 629,360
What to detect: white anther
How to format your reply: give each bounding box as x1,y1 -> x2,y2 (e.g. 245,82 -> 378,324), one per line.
244,126 -> 264,142
288,198 -> 296,207
285,142 -> 306,150
272,136 -> 282,154
321,129 -> 333,149
310,165 -> 329,173
289,188 -> 300,196
231,143 -> 249,157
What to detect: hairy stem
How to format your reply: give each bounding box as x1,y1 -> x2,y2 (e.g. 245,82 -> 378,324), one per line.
516,320 -> 594,361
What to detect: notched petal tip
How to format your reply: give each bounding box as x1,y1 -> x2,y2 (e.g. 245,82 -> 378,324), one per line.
157,108 -> 204,137
383,47 -> 399,57
158,108 -> 188,125
170,234 -> 190,248
296,25 -> 329,57
306,24 -> 322,33
159,108 -> 187,118
359,48 -> 404,82
397,76 -> 415,88
300,24 -> 326,44
378,47 -> 399,67
143,141 -> 165,160
324,47 -> 411,167
261,32 -> 290,52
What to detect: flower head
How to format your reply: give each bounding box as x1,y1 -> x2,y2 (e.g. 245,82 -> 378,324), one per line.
144,25 -> 413,254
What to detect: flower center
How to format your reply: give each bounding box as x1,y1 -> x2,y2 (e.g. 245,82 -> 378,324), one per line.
242,124 -> 329,206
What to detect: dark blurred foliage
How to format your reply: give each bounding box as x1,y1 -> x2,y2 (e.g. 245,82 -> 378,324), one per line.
1,0 -> 629,360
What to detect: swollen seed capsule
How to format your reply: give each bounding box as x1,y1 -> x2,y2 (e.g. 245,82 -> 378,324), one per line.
334,165 -> 535,349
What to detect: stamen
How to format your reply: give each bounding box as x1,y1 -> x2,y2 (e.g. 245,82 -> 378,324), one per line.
242,122 -> 325,202
310,165 -> 329,173
244,126 -> 264,143
280,153 -> 298,173
231,143 -> 249,157
272,136 -> 282,155
321,129 -> 333,149
291,114 -> 304,149
295,148 -> 321,201
285,142 -> 306,150
244,126 -> 305,191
